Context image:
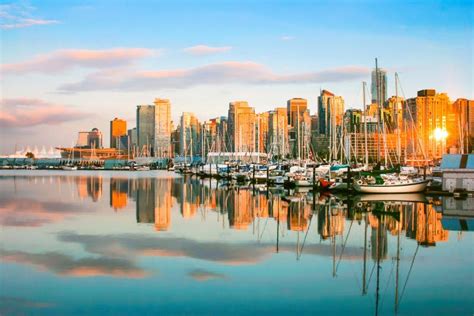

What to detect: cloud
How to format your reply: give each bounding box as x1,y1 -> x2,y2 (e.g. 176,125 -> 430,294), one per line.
280,35 -> 294,41
0,249 -> 146,278
1,48 -> 155,74
0,3 -> 59,29
57,231 -> 367,266
58,61 -> 370,92
0,98 -> 88,128
188,269 -> 227,281
183,45 -> 232,56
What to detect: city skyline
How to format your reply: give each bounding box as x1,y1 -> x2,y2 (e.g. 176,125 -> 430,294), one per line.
1,0 -> 472,154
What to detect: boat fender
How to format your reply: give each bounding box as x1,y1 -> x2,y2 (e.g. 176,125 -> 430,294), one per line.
356,180 -> 364,185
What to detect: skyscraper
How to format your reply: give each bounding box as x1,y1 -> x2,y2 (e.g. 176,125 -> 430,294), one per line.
136,99 -> 172,157
406,89 -> 454,159
371,68 -> 387,105
179,112 -> 200,156
287,98 -> 311,159
110,118 -> 127,149
137,105 -> 155,156
268,107 -> 289,158
228,101 -> 256,152
153,98 -> 172,158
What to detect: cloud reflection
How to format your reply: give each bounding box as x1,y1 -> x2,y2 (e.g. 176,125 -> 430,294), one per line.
1,250 -> 145,278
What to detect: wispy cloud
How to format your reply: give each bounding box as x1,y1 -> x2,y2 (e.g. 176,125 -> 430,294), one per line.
183,45 -> 232,56
1,48 -> 156,74
0,2 -> 59,29
58,61 -> 369,93
280,35 -> 294,41
0,98 -> 88,128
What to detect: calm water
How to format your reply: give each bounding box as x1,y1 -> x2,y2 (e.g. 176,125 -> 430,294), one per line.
0,170 -> 473,315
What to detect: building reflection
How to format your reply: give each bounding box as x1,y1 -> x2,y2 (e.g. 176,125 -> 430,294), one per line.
110,178 -> 128,210
87,176 -> 460,247
76,176 -> 103,202
134,178 -> 173,231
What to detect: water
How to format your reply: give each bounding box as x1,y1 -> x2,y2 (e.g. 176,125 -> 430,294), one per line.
0,170 -> 472,315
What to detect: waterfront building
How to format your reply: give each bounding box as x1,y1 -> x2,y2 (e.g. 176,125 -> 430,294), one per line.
256,112 -> 269,153
287,98 -> 311,159
406,204 -> 448,246
137,105 -> 155,156
153,98 -> 172,158
406,90 -> 456,160
127,127 -> 137,156
228,101 -> 256,152
88,128 -> 103,149
110,118 -> 127,150
136,99 -> 172,158
385,96 -> 404,131
371,67 -> 387,105
318,91 -> 344,159
75,128 -> 103,149
453,98 -> 474,153
76,131 -> 89,147
268,107 -> 289,158
179,112 -> 200,157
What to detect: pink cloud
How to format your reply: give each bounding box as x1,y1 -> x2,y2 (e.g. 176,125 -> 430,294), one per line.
0,98 -> 88,128
183,45 -> 232,56
1,48 -> 156,74
58,61 -> 370,92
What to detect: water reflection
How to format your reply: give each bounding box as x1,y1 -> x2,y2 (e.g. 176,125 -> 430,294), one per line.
0,172 -> 472,315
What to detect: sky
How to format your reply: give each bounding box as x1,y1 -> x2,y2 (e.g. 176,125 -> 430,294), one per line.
0,0 -> 472,153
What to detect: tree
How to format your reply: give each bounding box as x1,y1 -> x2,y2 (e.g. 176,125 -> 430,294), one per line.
25,152 -> 35,159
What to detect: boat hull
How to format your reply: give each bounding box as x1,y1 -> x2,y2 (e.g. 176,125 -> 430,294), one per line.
353,180 -> 429,193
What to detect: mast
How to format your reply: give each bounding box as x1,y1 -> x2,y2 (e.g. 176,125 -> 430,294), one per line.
363,81 -> 369,167
395,222 -> 401,313
362,212 -> 368,295
395,73 -> 402,164
375,58 -> 381,163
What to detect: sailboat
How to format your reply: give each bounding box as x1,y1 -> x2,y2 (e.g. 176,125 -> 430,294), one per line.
353,176 -> 429,193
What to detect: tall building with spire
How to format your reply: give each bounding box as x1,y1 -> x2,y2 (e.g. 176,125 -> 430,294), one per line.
371,68 -> 387,105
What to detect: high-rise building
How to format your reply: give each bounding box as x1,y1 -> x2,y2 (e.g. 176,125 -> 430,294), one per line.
287,98 -> 311,159
453,98 -> 474,153
153,98 -> 172,158
318,90 -> 344,136
406,90 -> 455,159
268,107 -> 289,158
318,91 -> 344,158
371,68 -> 387,105
256,112 -> 269,153
110,118 -> 127,149
136,105 -> 155,156
127,127 -> 137,153
179,112 -> 200,157
228,101 -> 256,152
136,99 -> 172,157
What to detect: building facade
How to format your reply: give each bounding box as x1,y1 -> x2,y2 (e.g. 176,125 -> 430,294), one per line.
287,98 -> 311,159
228,101 -> 256,152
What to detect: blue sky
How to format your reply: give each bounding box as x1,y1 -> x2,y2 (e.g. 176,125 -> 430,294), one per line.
0,0 -> 472,152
